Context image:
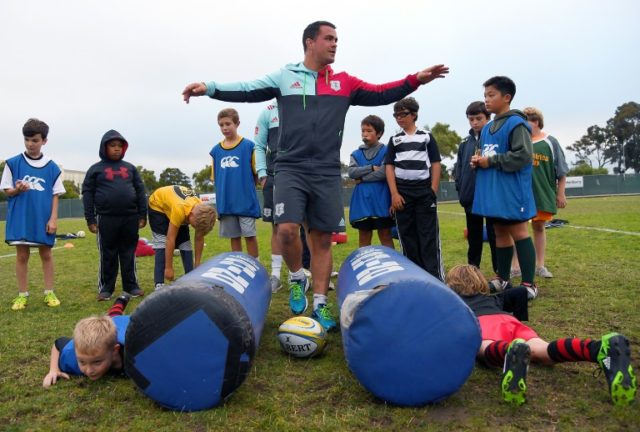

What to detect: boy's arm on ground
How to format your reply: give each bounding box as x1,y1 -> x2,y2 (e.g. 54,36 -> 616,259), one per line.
194,233 -> 205,267
488,124 -> 532,172
43,344 -> 70,388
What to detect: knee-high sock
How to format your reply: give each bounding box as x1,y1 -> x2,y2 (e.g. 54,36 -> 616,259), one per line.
496,246 -> 514,281
515,237 -> 536,285
547,338 -> 599,363
154,249 -> 165,285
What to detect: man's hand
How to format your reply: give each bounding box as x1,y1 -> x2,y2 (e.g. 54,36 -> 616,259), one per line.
260,177 -> 267,189
417,64 -> 449,84
88,223 -> 98,234
182,82 -> 207,103
43,370 -> 70,388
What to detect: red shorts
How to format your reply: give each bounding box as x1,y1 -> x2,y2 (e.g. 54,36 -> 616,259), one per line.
478,314 -> 538,342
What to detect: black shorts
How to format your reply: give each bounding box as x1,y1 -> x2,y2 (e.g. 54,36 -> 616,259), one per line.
148,208 -> 191,249
273,171 -> 345,233
486,216 -> 529,226
262,175 -> 275,223
351,217 -> 395,231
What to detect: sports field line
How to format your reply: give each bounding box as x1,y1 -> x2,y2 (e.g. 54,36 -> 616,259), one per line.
0,245 -> 67,259
438,210 -> 640,236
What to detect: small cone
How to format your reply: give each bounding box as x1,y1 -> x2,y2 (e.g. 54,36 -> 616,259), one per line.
63,242 -> 74,249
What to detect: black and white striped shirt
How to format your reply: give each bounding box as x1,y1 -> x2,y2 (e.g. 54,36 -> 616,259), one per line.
384,128 -> 441,185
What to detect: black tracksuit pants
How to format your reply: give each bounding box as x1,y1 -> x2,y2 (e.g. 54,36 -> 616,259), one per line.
395,184 -> 444,281
97,214 -> 140,294
465,207 -> 497,272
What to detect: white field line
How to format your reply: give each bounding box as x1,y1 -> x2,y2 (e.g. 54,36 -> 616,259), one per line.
0,245 -> 67,259
438,210 -> 640,236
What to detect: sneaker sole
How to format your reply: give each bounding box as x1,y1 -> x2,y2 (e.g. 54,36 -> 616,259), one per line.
502,343 -> 531,405
607,336 -> 637,406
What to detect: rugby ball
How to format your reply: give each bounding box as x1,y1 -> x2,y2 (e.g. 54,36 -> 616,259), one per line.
76,230 -> 86,238
277,317 -> 327,358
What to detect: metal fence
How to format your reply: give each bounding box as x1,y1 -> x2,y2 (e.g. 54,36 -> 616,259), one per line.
1,174 -> 639,221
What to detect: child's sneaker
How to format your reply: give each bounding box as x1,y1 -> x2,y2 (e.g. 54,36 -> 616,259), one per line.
97,291 -> 113,301
501,338 -> 531,406
11,295 -> 28,311
311,303 -> 337,332
288,276 -> 309,315
536,266 -> 553,278
269,276 -> 282,293
597,333 -> 637,406
127,287 -> 145,298
489,277 -> 512,293
44,292 -> 61,307
520,282 -> 539,300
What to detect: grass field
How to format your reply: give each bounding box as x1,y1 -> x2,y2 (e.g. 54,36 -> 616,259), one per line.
0,196 -> 638,431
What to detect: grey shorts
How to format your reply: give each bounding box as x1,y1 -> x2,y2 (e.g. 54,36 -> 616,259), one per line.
219,216 -> 257,238
262,175 -> 275,223
273,171 -> 345,233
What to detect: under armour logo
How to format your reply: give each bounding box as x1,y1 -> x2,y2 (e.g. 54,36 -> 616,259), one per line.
220,156 -> 240,168
19,175 -> 45,192
104,167 -> 129,180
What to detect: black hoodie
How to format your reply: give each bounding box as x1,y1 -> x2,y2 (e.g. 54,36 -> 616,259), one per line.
82,130 -> 147,224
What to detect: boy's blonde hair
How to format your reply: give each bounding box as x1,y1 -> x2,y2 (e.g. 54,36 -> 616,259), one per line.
217,108 -> 240,125
445,264 -> 489,297
192,203 -> 216,234
523,106 -> 544,129
73,316 -> 117,354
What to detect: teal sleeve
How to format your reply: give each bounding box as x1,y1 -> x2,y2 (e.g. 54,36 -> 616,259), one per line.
254,110 -> 269,178
205,70 -> 282,102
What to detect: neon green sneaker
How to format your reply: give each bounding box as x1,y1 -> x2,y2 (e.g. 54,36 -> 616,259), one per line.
598,333 -> 637,406
501,338 -> 531,406
44,292 -> 61,307
11,295 -> 28,311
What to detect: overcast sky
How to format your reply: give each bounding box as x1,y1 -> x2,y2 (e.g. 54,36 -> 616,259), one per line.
1,0 -> 638,178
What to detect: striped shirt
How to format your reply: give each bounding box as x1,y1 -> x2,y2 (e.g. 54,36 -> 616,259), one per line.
384,128 -> 441,185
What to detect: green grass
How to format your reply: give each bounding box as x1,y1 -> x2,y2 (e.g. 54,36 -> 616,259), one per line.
1,195 -> 638,431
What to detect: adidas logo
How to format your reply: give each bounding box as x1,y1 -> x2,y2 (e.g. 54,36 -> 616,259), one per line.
338,217 -> 345,227
271,117 -> 279,123
290,82 -> 302,89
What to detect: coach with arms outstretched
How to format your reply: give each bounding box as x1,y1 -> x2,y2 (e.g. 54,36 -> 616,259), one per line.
183,20 -> 448,331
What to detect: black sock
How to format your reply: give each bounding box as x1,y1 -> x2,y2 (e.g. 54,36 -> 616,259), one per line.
515,238 -> 536,285
496,246 -> 514,281
484,340 -> 509,368
547,338 -> 600,363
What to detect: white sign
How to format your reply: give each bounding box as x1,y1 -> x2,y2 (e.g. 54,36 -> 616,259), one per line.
565,177 -> 584,189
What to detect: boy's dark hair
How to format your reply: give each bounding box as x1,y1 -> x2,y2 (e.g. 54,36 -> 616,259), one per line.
302,21 -> 336,52
483,76 -> 516,101
23,118 -> 49,139
361,115 -> 385,137
394,97 -> 420,121
465,101 -> 490,118
218,108 -> 240,125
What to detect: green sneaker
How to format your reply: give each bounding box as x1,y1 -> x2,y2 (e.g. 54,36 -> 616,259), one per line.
44,292 -> 61,307
501,338 -> 531,406
598,333 -> 636,406
11,295 -> 28,311
311,303 -> 337,332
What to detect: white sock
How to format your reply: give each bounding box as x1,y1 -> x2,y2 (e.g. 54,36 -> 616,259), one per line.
43,290 -> 54,295
18,292 -> 29,297
289,268 -> 305,281
313,294 -> 328,310
271,254 -> 283,278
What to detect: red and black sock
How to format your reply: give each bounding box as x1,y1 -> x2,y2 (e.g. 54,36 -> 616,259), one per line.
547,338 -> 600,363
484,340 -> 510,368
107,296 -> 129,317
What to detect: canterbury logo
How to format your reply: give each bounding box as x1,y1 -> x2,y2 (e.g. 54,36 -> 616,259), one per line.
290,82 -> 302,89
220,156 -> 240,168
20,175 -> 46,191
482,144 -> 499,157
104,167 -> 129,180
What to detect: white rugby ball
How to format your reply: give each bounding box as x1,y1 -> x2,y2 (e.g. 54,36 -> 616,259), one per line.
277,316 -> 327,358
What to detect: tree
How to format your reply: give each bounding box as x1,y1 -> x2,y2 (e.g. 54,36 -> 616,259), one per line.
137,165 -> 158,193
567,161 -> 608,176
192,165 -> 213,193
158,168 -> 191,188
426,122 -> 462,159
567,125 -> 617,169
60,180 -> 80,199
608,101 -> 640,173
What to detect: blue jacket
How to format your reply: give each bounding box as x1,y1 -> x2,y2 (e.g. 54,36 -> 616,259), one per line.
205,63 -> 421,176
349,145 -> 391,223
454,130 -> 481,209
472,114 -> 536,221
